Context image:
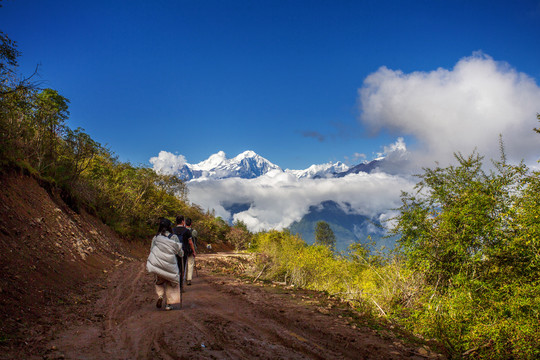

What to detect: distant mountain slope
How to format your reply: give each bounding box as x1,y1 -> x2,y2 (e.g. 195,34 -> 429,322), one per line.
286,162 -> 349,179
335,159 -> 382,176
287,200 -> 395,251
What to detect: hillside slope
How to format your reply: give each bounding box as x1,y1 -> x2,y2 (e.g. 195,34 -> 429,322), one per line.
0,170 -> 137,358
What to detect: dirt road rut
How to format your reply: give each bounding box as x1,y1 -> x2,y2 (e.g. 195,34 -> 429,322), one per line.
46,254 -> 442,360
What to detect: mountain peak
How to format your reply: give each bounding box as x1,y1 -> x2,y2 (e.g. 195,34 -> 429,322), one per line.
237,150 -> 257,158
195,151 -> 227,170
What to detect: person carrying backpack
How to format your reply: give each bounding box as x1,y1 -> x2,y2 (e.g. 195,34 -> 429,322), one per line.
185,218 -> 198,285
173,215 -> 196,290
146,218 -> 183,311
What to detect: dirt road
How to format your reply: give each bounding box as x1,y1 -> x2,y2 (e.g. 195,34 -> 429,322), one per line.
43,254 -> 442,360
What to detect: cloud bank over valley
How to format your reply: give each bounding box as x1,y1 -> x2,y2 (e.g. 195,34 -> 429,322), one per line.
187,168 -> 413,233
150,141 -> 415,235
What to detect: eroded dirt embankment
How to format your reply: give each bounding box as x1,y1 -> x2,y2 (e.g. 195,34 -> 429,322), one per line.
0,171 -> 136,359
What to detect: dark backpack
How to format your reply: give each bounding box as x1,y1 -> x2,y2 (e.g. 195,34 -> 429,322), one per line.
173,226 -> 192,256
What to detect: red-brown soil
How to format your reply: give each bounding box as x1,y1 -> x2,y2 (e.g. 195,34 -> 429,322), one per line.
0,170 -> 138,359
0,171 -> 445,359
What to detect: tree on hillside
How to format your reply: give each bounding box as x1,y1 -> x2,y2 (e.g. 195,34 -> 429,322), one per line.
0,31 -> 19,83
389,131 -> 540,357
226,224 -> 252,251
59,127 -> 102,186
0,31 -> 36,162
33,88 -> 70,174
0,31 -> 38,97
315,221 -> 336,250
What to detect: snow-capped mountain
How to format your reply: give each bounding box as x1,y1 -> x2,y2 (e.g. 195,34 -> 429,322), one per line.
286,161 -> 349,179
153,150 -> 374,181
179,150 -> 282,181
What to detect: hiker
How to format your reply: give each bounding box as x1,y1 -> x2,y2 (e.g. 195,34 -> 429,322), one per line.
146,218 -> 183,311
185,217 -> 198,285
173,215 -> 195,290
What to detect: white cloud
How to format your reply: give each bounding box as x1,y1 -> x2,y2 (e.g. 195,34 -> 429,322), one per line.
149,151 -> 187,175
360,53 -> 540,168
376,137 -> 406,158
187,169 -> 415,232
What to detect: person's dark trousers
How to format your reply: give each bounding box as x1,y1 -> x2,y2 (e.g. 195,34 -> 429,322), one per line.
183,254 -> 188,281
176,254 -> 185,289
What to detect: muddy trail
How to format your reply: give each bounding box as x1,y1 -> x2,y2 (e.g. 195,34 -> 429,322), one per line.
40,253 -> 443,360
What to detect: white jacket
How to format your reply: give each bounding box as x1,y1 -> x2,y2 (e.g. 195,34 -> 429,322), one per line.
146,232 -> 184,283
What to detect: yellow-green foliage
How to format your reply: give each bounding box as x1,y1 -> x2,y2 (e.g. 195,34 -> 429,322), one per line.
390,151 -> 540,358
251,231 -> 403,315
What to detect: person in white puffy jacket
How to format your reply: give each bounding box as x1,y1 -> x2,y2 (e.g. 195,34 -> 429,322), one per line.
146,218 -> 184,310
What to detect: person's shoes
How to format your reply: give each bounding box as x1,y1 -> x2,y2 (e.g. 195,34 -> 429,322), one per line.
165,305 -> 173,311
156,297 -> 163,308
187,280 -> 191,286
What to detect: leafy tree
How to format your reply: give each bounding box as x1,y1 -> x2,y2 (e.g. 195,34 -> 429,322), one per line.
226,227 -> 251,251
32,89 -> 70,174
0,30 -> 38,98
0,31 -> 19,85
0,31 -> 36,163
58,127 -> 102,186
225,220 -> 252,251
392,150 -> 534,286
391,146 -> 540,357
315,221 -> 336,250
233,219 -> 249,232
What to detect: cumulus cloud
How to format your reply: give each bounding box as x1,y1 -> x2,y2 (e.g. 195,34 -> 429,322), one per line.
187,169 -> 415,232
149,151 -> 187,175
360,53 -> 540,168
371,137 -> 411,175
376,137 -> 407,159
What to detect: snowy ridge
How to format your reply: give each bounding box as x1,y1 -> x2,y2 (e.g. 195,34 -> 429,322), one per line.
285,162 -> 349,179
183,150 -> 282,180
155,150 -> 354,181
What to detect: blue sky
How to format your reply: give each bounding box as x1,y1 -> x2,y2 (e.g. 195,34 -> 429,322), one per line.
2,0 -> 540,169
